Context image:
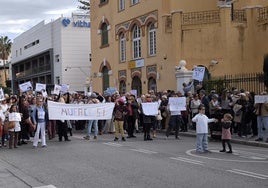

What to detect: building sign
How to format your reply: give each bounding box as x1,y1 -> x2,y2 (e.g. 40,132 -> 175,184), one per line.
62,18 -> 90,28
128,59 -> 144,69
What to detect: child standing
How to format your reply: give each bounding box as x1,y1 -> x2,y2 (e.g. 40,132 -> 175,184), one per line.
220,113 -> 233,153
192,104 -> 217,153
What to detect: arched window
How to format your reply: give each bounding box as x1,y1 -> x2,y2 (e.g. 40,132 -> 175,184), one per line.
148,23 -> 156,56
131,76 -> 142,97
119,33 -> 126,62
118,0 -> 125,11
101,23 -> 108,46
132,24 -> 141,59
148,77 -> 157,93
119,80 -> 126,94
102,66 -> 109,92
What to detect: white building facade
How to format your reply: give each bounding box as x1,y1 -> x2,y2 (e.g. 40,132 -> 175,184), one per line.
11,14 -> 91,94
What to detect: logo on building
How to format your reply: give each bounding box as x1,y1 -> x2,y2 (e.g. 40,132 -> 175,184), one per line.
62,18 -> 71,27
62,18 -> 90,28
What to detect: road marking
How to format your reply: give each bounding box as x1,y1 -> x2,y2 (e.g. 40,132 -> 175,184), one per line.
186,149 -> 268,163
226,169 -> 268,180
233,150 -> 268,160
34,185 -> 57,188
170,157 -> 205,166
130,148 -> 158,154
103,142 -> 122,147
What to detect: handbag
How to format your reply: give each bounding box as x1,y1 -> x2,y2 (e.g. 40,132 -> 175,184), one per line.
7,121 -> 16,129
156,110 -> 163,120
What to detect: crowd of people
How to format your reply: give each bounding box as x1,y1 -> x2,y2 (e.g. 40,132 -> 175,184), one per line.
0,85 -> 267,153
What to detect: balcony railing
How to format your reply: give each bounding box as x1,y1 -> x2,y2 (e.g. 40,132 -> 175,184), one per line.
232,10 -> 247,23
15,64 -> 51,78
258,6 -> 268,23
182,10 -> 220,25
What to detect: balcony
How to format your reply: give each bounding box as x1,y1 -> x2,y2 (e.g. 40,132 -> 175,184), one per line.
15,64 -> 51,79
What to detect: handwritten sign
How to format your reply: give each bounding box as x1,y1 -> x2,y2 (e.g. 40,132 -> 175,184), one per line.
255,95 -> 268,103
53,84 -> 61,95
141,102 -> 158,116
193,66 -> 205,81
130,90 -> 137,98
35,83 -> 46,92
168,97 -> 186,111
19,81 -> 33,92
61,84 -> 69,94
47,101 -> 115,120
9,112 -> 21,122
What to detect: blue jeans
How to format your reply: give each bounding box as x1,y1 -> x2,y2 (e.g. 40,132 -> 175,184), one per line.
87,120 -> 98,137
257,116 -> 268,140
196,133 -> 208,152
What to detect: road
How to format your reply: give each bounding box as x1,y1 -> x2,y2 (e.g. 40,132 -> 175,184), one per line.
0,131 -> 268,188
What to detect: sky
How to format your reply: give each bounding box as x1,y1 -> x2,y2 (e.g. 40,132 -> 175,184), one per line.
0,0 -> 82,41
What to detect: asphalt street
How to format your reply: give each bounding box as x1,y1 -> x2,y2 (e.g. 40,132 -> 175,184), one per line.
0,131 -> 268,188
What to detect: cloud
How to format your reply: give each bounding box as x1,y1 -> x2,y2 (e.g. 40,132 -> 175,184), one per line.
0,0 -> 80,40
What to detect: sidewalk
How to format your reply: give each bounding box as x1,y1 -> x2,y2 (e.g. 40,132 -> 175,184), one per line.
179,129 -> 268,148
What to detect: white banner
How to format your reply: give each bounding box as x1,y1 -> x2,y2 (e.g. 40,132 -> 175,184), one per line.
255,95 -> 268,103
9,112 -> 21,122
141,102 -> 158,116
47,101 -> 115,120
193,66 -> 205,81
168,97 -> 186,111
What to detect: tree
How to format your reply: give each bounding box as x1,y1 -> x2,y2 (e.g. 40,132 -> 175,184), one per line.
0,36 -> 12,85
78,0 -> 90,11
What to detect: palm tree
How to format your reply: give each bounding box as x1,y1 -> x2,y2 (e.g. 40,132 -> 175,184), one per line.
78,0 -> 90,11
0,36 -> 12,85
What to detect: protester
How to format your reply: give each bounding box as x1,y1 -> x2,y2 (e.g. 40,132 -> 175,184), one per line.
84,94 -> 99,140
56,95 -> 71,142
219,113 -> 233,153
8,105 -> 21,149
126,94 -> 139,138
32,98 -> 48,148
254,91 -> 268,142
0,98 -> 10,147
18,96 -> 33,145
166,92 -> 182,140
113,97 -> 128,141
192,104 -> 217,153
190,93 -> 201,130
142,94 -> 156,141
46,97 -> 56,140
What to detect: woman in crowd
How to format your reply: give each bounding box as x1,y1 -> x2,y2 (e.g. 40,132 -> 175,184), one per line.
190,93 -> 201,130
32,98 -> 48,148
8,105 -> 21,149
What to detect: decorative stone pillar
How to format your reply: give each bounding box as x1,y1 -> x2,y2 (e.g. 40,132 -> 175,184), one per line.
175,60 -> 193,94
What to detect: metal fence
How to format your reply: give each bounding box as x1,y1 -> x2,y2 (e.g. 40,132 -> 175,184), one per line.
203,72 -> 266,94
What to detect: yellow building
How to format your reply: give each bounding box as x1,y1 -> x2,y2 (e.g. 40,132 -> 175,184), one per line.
90,0 -> 268,96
